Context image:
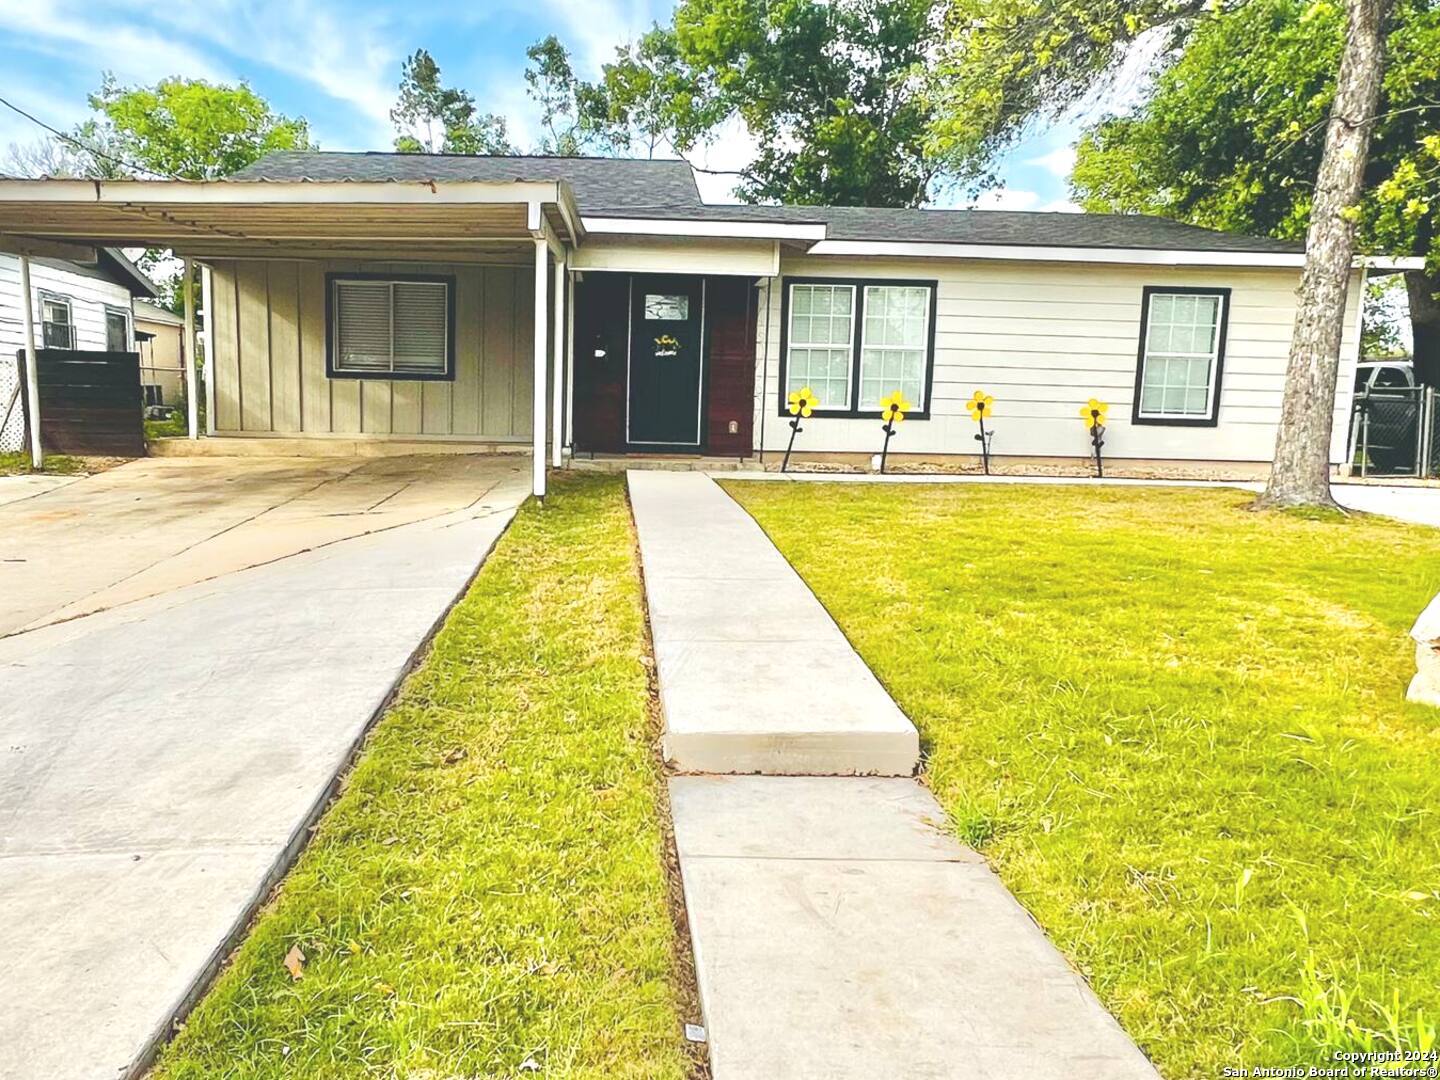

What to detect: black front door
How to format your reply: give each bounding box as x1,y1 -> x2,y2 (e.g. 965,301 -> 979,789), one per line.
627,275 -> 704,448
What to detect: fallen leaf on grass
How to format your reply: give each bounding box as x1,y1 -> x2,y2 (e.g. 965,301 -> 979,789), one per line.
283,944 -> 305,981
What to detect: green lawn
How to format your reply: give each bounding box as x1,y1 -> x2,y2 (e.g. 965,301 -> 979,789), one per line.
0,451 -> 89,476
153,475 -> 694,1079
724,480 -> 1440,1078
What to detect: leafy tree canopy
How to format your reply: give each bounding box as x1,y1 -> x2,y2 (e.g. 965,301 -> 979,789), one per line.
597,0 -> 942,206
1065,0 -> 1439,376
1069,0 -> 1437,267
524,35 -> 618,156
391,49 -> 516,155
925,0 -> 1213,184
81,74 -> 312,179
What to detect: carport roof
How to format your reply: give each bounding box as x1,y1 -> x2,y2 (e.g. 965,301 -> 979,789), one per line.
0,171 -> 583,260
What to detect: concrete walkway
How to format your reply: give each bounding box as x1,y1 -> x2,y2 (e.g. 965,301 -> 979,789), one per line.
628,472 -> 1159,1079
630,471 -> 917,775
0,458 -> 527,1080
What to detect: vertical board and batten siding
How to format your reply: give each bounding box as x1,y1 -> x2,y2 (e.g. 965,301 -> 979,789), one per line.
207,259 -> 534,439
754,256 -> 1363,464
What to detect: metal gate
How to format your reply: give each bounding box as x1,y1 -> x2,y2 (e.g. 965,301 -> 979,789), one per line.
1349,386 -> 1440,478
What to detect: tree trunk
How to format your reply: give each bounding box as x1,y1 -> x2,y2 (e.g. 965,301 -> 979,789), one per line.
1407,268 -> 1440,388
1255,0 -> 1394,509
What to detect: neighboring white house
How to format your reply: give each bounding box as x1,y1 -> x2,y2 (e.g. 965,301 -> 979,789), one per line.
0,249 -> 156,452
0,153 -> 1420,487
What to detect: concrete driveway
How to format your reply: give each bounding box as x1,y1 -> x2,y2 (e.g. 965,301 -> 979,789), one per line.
0,455 -> 529,1080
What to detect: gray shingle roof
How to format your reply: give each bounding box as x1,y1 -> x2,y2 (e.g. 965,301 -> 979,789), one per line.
582,202 -> 1305,254
229,152 -> 1302,255
230,151 -> 703,213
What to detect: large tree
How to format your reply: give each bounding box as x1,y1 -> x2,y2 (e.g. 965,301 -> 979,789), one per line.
524,36 -> 619,156
596,0 -> 941,206
928,0 -> 1398,507
391,49 -> 515,155
1071,0 -> 1439,386
81,74 -> 311,180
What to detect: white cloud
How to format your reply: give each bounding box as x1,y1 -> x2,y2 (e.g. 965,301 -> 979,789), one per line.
689,117 -> 758,203
536,0 -> 657,73
0,0 -> 232,87
133,0 -> 400,142
1027,144 -> 1077,180
968,188 -> 1041,211
960,188 -> 1080,213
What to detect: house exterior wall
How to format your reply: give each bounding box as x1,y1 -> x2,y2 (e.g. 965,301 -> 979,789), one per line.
1,253 -> 137,452
136,315 -> 185,403
571,235 -> 777,277
207,258 -> 535,439
753,255 -> 1363,467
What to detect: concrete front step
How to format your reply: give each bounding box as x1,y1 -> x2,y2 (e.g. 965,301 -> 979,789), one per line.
627,471 -> 919,776
147,436 -> 525,458
671,776 -> 1162,1080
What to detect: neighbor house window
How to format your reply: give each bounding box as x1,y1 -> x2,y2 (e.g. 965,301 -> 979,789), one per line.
104,307 -> 131,352
327,274 -> 455,380
40,295 -> 74,350
1134,287 -> 1230,425
782,278 -> 936,417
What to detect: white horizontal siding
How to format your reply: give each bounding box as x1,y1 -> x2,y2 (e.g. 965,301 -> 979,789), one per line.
754,256 -> 1361,465
0,254 -> 135,357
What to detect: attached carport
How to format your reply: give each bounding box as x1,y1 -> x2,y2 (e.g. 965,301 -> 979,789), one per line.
0,176 -> 582,496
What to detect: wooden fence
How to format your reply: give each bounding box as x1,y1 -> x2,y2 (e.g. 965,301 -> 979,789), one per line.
14,349 -> 145,457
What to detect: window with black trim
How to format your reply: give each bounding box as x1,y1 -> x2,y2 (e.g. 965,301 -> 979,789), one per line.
40,294 -> 75,350
781,277 -> 936,417
327,274 -> 455,380
1133,287 -> 1230,426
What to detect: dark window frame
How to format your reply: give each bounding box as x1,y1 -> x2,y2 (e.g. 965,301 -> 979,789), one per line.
777,275 -> 939,420
1131,285 -> 1232,428
103,304 -> 132,352
324,271 -> 457,382
38,291 -> 75,350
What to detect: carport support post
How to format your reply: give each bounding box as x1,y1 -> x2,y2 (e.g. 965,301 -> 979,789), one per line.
18,254 -> 42,470
182,259 -> 199,439
551,253 -> 565,469
532,238 -> 549,499
201,265 -> 216,436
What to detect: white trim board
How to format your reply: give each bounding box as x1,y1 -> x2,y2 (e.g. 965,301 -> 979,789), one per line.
807,239 -> 1422,271
583,216 -> 827,242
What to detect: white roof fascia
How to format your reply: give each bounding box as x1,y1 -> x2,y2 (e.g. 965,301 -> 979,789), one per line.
581,215 -> 828,242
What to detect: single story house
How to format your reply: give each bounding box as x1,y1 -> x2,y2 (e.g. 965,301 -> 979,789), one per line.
0,152 -> 1420,491
133,298 -> 187,407
1,247 -> 155,452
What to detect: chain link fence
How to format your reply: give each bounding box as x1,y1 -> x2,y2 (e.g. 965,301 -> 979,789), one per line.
1349,386 -> 1438,478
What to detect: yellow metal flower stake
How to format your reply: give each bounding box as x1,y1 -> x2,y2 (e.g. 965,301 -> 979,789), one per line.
967,391 -> 995,474
877,391 -> 911,474
781,387 -> 817,472
1080,398 -> 1109,477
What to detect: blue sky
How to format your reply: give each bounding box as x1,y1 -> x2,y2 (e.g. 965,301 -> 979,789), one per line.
0,0 -> 1083,209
